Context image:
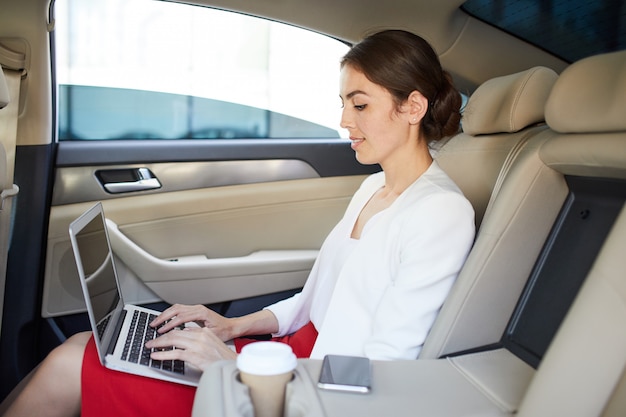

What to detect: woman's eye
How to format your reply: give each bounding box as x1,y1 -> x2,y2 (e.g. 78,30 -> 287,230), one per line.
354,104 -> 367,111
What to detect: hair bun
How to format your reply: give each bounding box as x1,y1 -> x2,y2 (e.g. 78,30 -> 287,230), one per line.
423,71 -> 462,141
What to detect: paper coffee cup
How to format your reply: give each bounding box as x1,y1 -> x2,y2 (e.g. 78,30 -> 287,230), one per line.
237,342 -> 297,417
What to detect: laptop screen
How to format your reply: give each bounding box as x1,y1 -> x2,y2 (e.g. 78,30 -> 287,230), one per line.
70,204 -> 121,341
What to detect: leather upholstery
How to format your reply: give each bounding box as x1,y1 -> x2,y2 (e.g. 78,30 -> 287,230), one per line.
0,66 -> 9,109
436,66 -> 557,228
463,66 -> 557,136
545,50 -> 626,134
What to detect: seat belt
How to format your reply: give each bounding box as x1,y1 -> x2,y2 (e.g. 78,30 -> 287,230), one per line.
0,43 -> 26,341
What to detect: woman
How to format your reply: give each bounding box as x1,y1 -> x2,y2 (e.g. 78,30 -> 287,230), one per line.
3,29 -> 474,417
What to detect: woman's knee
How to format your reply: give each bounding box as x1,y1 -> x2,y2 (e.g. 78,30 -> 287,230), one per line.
65,331 -> 92,348
42,331 -> 91,378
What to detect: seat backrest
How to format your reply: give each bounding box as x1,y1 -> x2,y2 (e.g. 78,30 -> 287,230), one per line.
435,66 -> 557,228
514,49 -> 626,417
0,65 -> 10,109
422,67 -> 559,358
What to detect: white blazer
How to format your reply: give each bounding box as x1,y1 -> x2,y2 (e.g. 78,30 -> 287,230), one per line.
266,162 -> 475,360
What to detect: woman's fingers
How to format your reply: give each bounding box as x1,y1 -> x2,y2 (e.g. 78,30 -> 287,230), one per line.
150,304 -> 211,333
146,327 -> 236,371
149,304 -> 186,330
149,304 -> 235,342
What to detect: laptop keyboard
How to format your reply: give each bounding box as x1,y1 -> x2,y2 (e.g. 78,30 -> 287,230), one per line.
96,314 -> 111,340
121,310 -> 185,375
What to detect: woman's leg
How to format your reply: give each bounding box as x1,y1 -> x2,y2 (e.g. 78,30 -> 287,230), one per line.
3,331 -> 91,417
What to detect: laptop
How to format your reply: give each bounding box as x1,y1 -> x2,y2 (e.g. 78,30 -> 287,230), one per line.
69,202 -> 202,386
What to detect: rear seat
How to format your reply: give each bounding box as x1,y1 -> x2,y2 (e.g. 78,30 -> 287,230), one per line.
423,66 -> 559,358
435,66 -> 557,229
384,48 -> 626,415
425,51 -> 625,365
192,49 -> 626,417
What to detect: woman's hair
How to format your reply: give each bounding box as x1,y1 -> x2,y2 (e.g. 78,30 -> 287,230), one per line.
341,30 -> 462,142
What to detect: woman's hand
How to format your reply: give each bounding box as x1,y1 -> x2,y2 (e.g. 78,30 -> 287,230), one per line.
150,304 -> 235,341
145,327 -> 237,371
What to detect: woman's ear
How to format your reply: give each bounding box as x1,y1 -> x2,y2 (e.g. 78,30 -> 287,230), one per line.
407,90 -> 428,125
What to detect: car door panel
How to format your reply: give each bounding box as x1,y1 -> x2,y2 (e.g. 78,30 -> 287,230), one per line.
44,140 -> 374,318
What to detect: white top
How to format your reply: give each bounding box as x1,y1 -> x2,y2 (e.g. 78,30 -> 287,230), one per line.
265,162 -> 475,360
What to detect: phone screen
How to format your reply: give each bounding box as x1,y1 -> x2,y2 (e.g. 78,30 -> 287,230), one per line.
317,354 -> 371,393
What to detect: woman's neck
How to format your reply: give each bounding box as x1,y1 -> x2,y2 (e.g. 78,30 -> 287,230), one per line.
379,141 -> 433,196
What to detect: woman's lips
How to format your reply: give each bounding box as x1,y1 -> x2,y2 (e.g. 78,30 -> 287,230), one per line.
350,137 -> 364,150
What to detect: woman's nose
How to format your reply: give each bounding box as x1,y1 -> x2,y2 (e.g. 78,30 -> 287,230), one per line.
340,108 -> 352,129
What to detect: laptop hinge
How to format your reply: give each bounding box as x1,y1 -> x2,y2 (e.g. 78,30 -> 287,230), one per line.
107,309 -> 127,356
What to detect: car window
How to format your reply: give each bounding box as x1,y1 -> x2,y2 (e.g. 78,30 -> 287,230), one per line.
54,0 -> 350,140
462,0 -> 626,63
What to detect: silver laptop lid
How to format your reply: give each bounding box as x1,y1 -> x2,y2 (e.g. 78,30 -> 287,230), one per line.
69,202 -> 125,364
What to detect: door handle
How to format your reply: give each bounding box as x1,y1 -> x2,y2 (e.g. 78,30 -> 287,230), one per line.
96,168 -> 161,194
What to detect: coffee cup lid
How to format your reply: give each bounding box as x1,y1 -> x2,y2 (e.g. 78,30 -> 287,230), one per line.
237,341 -> 297,375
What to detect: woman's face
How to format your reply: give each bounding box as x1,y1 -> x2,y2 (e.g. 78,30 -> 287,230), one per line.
339,65 -> 415,167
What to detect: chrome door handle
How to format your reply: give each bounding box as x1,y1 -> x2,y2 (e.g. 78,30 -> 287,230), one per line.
96,168 -> 162,194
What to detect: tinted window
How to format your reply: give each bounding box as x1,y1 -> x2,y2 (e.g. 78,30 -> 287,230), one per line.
55,0 -> 350,140
463,0 -> 626,63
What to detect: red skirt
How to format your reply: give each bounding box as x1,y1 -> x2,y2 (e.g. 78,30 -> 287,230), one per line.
81,322 -> 318,417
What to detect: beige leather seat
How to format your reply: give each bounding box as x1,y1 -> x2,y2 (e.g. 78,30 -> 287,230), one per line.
515,49 -> 626,417
0,66 -> 9,109
422,48 -> 626,414
424,66 -> 559,358
424,50 -> 626,361
436,66 -> 557,229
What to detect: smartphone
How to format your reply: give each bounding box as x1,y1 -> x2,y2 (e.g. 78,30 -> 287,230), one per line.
317,354 -> 371,393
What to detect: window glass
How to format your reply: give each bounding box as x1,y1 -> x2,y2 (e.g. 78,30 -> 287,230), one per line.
55,0 -> 350,140
462,0 -> 626,63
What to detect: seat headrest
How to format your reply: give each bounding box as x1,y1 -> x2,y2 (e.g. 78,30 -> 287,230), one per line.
545,50 -> 626,133
462,66 -> 558,136
0,66 -> 10,109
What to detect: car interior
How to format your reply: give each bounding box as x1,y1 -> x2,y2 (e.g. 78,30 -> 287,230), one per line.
1,0 -> 625,416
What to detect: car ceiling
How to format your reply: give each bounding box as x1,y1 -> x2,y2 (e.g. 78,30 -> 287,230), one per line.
176,0 -> 569,93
